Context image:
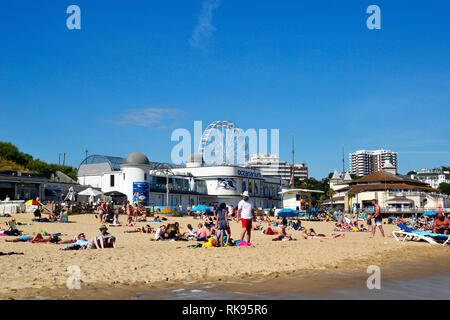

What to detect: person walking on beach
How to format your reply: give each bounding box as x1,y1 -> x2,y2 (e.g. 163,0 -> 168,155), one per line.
370,199 -> 385,238
237,191 -> 256,243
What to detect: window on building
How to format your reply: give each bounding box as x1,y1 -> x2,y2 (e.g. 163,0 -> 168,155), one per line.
144,173 -> 147,180
110,175 -> 115,187
123,173 -> 125,180
296,194 -> 301,201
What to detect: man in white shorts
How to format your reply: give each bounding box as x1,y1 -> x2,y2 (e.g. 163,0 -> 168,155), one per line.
237,191 -> 256,242
370,199 -> 385,238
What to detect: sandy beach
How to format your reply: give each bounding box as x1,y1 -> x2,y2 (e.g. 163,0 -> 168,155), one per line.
1,213 -> 449,300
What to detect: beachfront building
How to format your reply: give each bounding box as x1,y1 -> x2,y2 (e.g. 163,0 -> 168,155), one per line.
410,168 -> 450,189
279,188 -> 324,212
245,154 -> 308,181
349,149 -> 398,177
0,169 -> 82,203
328,161 -> 449,215
0,169 -> 85,214
77,152 -> 286,210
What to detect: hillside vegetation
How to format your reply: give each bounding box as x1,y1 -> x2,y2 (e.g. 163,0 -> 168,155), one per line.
0,142 -> 77,180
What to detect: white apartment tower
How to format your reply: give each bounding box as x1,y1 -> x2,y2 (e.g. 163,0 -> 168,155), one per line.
245,154 -> 308,181
349,150 -> 398,177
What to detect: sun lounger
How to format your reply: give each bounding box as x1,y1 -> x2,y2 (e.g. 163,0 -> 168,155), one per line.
392,224 -> 450,245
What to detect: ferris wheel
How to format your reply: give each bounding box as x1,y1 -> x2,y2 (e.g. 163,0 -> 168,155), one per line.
198,120 -> 247,165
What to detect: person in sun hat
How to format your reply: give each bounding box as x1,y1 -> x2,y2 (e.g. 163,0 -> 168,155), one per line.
237,191 -> 256,243
91,224 -> 116,249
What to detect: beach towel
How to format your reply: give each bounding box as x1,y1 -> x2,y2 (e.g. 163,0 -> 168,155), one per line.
237,241 -> 251,246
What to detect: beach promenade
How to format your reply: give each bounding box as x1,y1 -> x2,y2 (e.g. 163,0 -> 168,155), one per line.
0,214 -> 449,299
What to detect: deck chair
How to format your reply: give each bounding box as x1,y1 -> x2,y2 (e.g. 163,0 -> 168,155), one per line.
392,224 -> 449,245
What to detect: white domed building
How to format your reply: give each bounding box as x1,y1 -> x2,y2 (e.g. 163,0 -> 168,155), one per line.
77,151 -> 287,210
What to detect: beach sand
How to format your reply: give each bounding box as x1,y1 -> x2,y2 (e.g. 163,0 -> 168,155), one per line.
0,213 -> 449,299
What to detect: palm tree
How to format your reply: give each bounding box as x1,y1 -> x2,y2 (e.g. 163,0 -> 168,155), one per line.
326,189 -> 336,210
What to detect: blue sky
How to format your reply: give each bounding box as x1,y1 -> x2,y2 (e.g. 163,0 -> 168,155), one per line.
0,0 -> 449,178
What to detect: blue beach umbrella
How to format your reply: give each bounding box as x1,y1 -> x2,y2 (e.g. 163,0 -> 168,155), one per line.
421,211 -> 437,217
277,208 -> 300,218
191,205 -> 212,213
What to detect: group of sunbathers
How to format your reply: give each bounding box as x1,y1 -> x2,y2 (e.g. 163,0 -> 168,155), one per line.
5,224 -> 116,250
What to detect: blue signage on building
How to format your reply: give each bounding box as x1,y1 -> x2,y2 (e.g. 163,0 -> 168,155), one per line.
133,182 -> 149,205
237,170 -> 261,179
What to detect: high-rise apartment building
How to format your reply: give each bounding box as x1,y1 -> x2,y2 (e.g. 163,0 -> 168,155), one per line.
349,150 -> 398,177
246,154 -> 308,181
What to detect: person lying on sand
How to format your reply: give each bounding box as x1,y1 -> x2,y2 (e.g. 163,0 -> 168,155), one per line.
59,233 -> 89,250
261,227 -> 278,235
6,233 -> 62,243
89,225 -> 116,249
300,228 -> 345,240
124,225 -> 153,234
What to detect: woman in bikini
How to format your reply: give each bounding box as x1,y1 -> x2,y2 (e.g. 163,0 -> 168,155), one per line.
300,228 -> 345,240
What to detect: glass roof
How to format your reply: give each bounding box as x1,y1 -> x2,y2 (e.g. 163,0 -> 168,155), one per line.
80,155 -> 123,171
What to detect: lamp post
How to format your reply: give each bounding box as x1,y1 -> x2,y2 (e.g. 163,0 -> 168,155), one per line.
166,173 -> 169,207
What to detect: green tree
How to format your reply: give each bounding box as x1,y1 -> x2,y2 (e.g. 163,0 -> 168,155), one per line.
438,182 -> 450,195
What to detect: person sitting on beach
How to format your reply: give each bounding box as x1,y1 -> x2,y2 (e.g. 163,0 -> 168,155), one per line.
90,225 -> 116,249
433,213 -> 450,235
184,224 -> 197,240
276,218 -> 292,240
138,212 -> 147,222
205,223 -> 216,238
154,225 -> 166,241
110,214 -> 121,226
196,223 -> 207,241
2,219 -> 21,236
300,228 -> 345,240
126,215 -> 136,227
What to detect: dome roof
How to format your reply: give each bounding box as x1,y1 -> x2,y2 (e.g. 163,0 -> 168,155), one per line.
122,152 -> 150,166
